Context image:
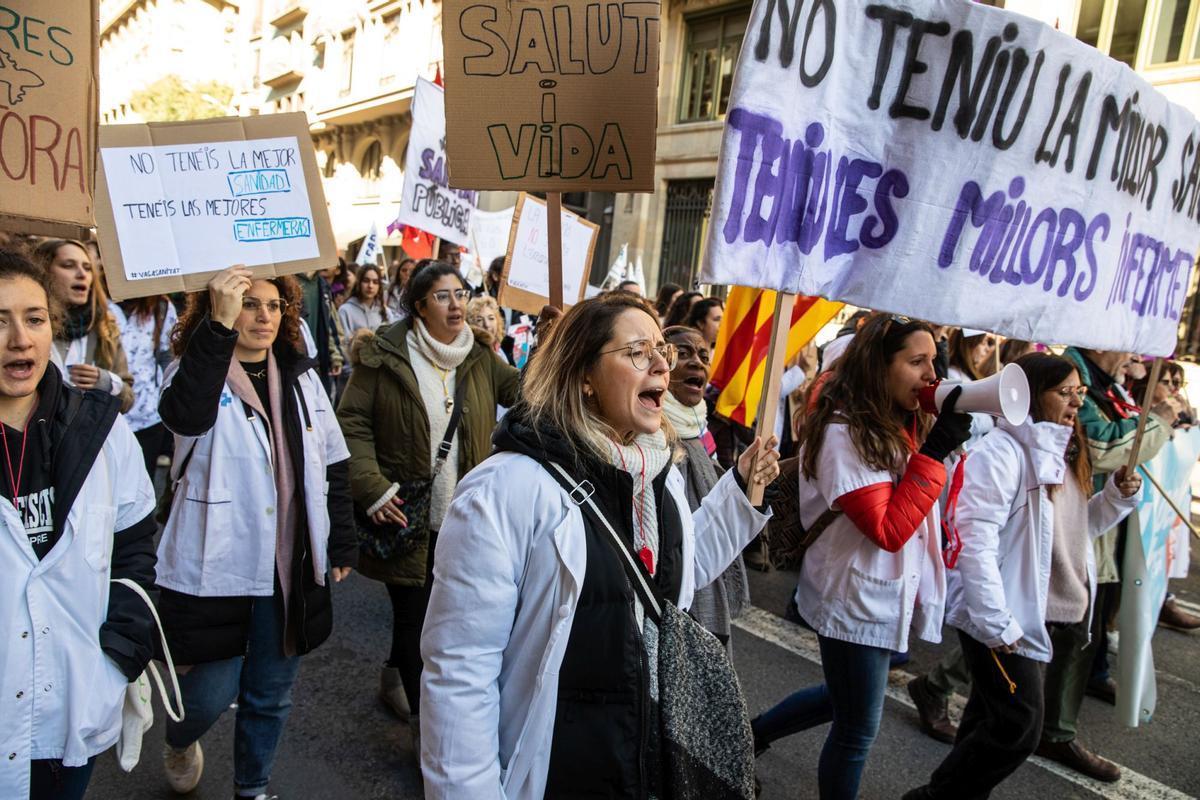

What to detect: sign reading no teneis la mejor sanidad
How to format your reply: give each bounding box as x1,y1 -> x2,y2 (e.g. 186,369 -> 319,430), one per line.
702,0 -> 1200,356
95,113 -> 337,301
441,0 -> 660,192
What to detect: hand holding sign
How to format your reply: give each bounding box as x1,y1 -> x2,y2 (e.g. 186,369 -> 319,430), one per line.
209,266 -> 253,329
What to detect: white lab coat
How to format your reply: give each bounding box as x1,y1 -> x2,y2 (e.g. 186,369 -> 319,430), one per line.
0,416 -> 154,799
794,423 -> 947,652
155,362 -> 349,596
944,418 -> 1137,661
419,453 -> 770,799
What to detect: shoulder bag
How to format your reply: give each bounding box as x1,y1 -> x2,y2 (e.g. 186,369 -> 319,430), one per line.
541,460 -> 756,800
355,375 -> 467,560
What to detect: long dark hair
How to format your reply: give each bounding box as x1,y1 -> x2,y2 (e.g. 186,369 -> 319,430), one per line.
350,264 -> 386,311
654,283 -> 683,317
948,328 -> 991,380
1018,352 -> 1093,495
403,260 -> 468,321
685,297 -> 723,331
0,247 -> 55,317
801,314 -> 935,479
171,275 -> 304,357
663,291 -> 702,328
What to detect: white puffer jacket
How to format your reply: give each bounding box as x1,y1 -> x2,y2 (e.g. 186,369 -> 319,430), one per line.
944,418 -> 1137,662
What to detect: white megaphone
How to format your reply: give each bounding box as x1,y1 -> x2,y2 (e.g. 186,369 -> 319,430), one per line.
919,363 -> 1031,425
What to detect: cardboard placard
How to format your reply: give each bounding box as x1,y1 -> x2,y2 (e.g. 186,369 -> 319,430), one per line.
0,1 -> 98,238
499,193 -> 598,315
95,113 -> 336,300
441,0 -> 660,192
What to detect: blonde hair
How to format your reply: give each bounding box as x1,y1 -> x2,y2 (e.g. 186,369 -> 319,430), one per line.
466,295 -> 501,339
33,239 -> 122,369
516,293 -> 675,463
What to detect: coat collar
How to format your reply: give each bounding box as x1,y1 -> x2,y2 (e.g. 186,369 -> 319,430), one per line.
997,417 -> 1071,486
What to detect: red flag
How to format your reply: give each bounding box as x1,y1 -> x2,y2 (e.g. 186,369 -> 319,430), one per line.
434,65 -> 443,87
400,226 -> 435,260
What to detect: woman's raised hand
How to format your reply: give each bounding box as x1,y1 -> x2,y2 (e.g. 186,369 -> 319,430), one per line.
737,435 -> 781,489
208,265 -> 253,328
1113,465 -> 1142,498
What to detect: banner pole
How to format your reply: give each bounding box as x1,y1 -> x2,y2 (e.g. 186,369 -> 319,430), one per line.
748,291 -> 796,505
1138,465 -> 1200,541
547,192 -> 564,309
1125,358 -> 1166,473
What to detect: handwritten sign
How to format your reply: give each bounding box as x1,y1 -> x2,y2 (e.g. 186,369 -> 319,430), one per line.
95,113 -> 336,300
395,78 -> 476,245
0,0 -> 98,238
441,0 -> 660,192
466,205 -> 516,280
499,193 -> 599,314
700,0 -> 1200,356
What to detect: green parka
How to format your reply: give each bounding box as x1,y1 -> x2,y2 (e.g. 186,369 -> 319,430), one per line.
336,319 -> 520,585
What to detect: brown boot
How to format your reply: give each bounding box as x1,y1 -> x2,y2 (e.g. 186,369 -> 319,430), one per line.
1035,739 -> 1121,782
906,675 -> 957,744
1159,597 -> 1200,631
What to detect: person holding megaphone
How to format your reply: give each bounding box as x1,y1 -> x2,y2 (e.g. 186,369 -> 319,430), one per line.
903,352 -> 1142,800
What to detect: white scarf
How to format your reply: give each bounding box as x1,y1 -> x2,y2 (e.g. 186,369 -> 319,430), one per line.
606,429 -> 671,571
412,317 -> 474,370
662,391 -> 706,440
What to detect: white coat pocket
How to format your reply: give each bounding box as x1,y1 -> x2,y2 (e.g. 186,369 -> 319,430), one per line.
177,486 -> 234,564
83,506 -> 118,571
845,567 -> 903,624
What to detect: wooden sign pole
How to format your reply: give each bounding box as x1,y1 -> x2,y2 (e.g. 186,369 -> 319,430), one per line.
1125,357 -> 1165,473
1139,466 -> 1200,541
748,291 -> 796,505
547,192 -> 564,309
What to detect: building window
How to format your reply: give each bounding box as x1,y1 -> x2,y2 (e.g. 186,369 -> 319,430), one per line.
1147,0 -> 1200,64
382,17 -> 400,84
340,32 -> 355,97
678,5 -> 750,124
659,179 -> 715,290
1072,0 -> 1148,66
359,140 -> 383,194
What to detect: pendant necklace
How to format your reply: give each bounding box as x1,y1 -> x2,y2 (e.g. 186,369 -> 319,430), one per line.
432,365 -> 454,413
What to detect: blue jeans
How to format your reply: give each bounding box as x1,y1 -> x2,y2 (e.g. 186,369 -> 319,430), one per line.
165,595 -> 300,797
29,757 -> 95,800
752,635 -> 890,800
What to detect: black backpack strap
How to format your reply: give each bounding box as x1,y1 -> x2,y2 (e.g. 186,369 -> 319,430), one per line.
540,459 -> 665,624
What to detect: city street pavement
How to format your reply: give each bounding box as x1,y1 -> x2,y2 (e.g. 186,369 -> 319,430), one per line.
90,545 -> 1200,799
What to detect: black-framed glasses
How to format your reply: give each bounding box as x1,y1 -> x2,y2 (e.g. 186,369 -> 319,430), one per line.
674,343 -> 712,366
600,340 -> 678,371
425,288 -> 472,305
1054,386 -> 1089,400
242,298 -> 288,315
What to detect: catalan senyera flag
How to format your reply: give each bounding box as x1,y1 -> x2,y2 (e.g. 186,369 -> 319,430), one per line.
710,287 -> 843,427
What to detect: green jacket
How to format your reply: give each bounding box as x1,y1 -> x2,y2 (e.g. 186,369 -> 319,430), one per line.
336,319 -> 520,585
1062,347 -> 1170,583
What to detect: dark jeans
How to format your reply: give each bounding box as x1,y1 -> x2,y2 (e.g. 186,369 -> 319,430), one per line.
29,757 -> 95,800
923,631 -> 1045,800
751,634 -> 890,799
385,530 -> 438,712
165,594 -> 300,797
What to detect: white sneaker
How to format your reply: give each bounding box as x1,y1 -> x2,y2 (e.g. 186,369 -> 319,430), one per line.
163,741 -> 204,793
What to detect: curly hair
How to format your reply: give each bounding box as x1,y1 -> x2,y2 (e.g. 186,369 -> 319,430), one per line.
801,313 -> 936,480
171,274 -> 305,357
32,239 -> 122,366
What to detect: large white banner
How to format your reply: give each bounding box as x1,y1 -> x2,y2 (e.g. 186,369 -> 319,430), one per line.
701,0 -> 1200,356
395,78 -> 476,246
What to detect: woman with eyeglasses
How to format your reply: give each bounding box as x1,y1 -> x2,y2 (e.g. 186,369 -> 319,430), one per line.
661,325 -> 751,658
903,353 -> 1141,800
154,267 -> 357,799
751,314 -> 972,798
420,292 -> 779,798
337,260 -> 520,752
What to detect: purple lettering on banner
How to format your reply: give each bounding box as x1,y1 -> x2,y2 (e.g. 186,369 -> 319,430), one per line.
825,157 -> 883,259
724,108 -> 779,245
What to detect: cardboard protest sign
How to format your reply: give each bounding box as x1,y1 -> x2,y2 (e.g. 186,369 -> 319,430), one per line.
395,78 -> 476,246
0,1 -> 98,238
701,0 -> 1200,356
499,193 -> 598,315
441,0 -> 660,192
95,113 -> 336,300
1118,428 -> 1200,725
466,205 -> 516,279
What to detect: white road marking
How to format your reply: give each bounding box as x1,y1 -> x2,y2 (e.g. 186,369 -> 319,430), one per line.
1171,596 -> 1200,617
734,606 -> 1196,800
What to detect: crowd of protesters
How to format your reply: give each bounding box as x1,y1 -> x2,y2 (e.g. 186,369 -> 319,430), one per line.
0,227 -> 1197,800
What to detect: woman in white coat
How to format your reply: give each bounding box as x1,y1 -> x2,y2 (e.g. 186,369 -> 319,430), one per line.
419,292 -> 780,799
903,353 -> 1141,800
154,267 -> 356,799
0,249 -> 157,800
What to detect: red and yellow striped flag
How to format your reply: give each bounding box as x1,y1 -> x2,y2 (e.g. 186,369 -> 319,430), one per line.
710,287 -> 843,426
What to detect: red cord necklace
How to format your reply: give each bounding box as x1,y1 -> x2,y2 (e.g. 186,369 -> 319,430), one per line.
614,441 -> 655,575
2,402 -> 34,510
